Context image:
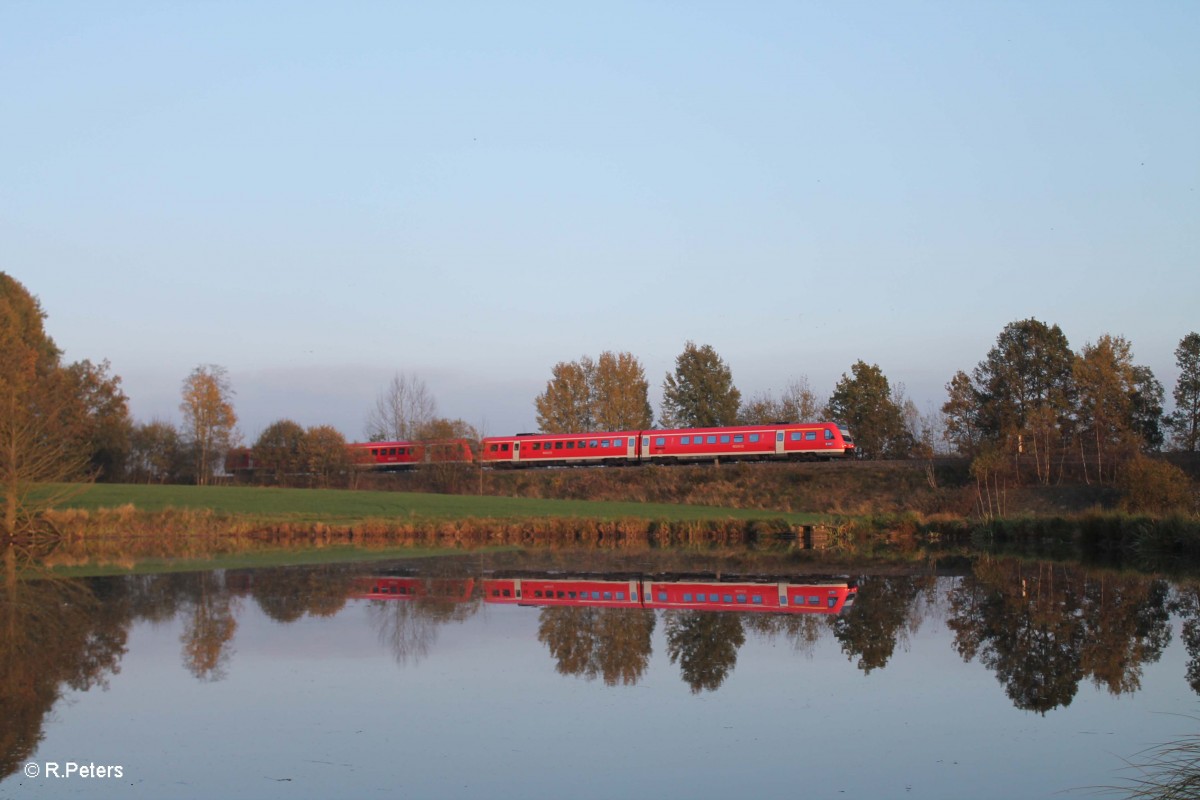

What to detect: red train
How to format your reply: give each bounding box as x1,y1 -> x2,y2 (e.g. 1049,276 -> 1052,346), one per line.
479,421 -> 855,467
227,421 -> 854,474
353,574 -> 858,615
482,576 -> 857,614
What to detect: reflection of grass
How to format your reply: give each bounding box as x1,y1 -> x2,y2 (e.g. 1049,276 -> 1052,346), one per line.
51,483 -> 829,525
37,544 -> 502,578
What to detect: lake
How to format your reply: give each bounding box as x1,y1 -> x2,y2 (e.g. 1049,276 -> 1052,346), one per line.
3,547 -> 1198,799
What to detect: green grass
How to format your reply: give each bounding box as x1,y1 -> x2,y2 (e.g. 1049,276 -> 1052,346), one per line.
53,483 -> 829,526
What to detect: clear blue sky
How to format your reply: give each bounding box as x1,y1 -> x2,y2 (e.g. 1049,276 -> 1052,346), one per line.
3,1 -> 1197,440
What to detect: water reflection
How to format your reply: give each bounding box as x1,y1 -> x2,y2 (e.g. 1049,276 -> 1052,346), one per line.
5,546 -> 1200,785
948,560 -> 1172,713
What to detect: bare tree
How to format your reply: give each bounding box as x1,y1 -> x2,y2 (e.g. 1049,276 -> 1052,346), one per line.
364,372 -> 436,442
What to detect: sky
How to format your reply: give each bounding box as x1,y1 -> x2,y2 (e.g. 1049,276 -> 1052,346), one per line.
3,1 -> 1197,441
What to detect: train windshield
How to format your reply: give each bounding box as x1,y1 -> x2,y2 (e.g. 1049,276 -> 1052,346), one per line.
839,427 -> 854,443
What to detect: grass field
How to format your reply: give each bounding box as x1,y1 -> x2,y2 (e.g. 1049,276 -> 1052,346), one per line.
55,483 -> 828,526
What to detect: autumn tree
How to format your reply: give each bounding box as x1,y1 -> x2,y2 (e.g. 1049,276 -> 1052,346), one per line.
251,419 -> 306,484
59,359 -> 132,481
591,351 -> 653,430
301,425 -> 350,487
1072,335 -> 1156,483
128,420 -> 188,484
972,319 -> 1075,483
535,358 -> 594,433
1169,332 -> 1200,451
365,372 -> 436,442
826,361 -> 911,459
0,274 -> 89,537
740,377 -> 820,424
942,371 -> 983,456
179,364 -> 238,486
535,351 -> 652,433
660,342 -> 741,428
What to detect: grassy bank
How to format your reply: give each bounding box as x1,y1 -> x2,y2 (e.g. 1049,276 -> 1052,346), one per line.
53,483 -> 829,525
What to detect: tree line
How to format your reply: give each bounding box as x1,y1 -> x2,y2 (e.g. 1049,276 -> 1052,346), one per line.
4,269 -> 1198,509
534,327 -> 1200,463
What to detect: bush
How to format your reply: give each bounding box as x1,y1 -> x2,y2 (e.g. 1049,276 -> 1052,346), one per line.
1120,456 -> 1196,515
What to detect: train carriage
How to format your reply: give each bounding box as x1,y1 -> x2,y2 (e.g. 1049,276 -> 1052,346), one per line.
480,431 -> 640,468
641,422 -> 855,463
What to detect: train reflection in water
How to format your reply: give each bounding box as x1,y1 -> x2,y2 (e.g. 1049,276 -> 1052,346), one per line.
357,574 -> 856,615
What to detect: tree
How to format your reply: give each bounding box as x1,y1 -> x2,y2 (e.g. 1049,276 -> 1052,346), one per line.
1169,332 -> 1200,451
535,351 -> 652,433
826,361 -> 911,459
973,319 -> 1075,483
942,371 -> 983,456
60,360 -> 132,482
179,364 -> 238,486
301,425 -> 350,487
1130,366 -> 1165,452
535,357 -> 595,433
660,342 -> 741,428
591,351 -> 653,431
0,274 -> 88,537
364,372 -> 436,442
128,420 -> 188,484
1073,335 -> 1138,483
740,377 -> 820,424
251,419 -> 306,484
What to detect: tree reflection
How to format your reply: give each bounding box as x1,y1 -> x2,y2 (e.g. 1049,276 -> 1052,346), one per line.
0,543 -> 128,780
833,575 -> 933,674
948,559 -> 1170,713
537,606 -> 655,686
180,571 -> 238,682
742,613 -> 829,658
366,591 -> 480,667
249,565 -> 356,623
664,610 -> 745,693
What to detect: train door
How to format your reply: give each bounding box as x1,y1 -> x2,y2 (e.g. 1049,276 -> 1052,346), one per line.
775,430 -> 785,455
627,436 -> 637,462
512,441 -> 521,464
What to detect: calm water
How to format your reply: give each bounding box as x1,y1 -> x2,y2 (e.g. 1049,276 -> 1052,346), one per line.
3,549 -> 1200,799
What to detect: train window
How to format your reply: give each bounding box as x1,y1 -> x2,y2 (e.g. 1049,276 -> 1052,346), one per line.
556,591 -> 565,598
657,592 -> 667,601
828,597 -> 838,608
502,589 -> 512,598
603,592 -> 612,600
589,440 -> 598,448
555,441 -> 563,449
501,443 -> 510,452
736,594 -> 747,603
531,442 -> 540,450
806,432 -> 817,440
749,434 -> 760,443
614,438 -> 623,446
792,595 -> 803,605
655,437 -> 665,446
825,429 -> 834,440
752,595 -> 763,604
371,449 -> 379,456
808,596 -> 820,605
601,440 -> 609,448
723,594 -> 733,603
790,432 -> 802,442
681,436 -> 690,445
706,435 -> 717,444
734,434 -> 743,443
533,590 -> 543,598
616,592 -> 625,600
683,593 -> 692,602
780,596 -> 788,605
631,592 -> 638,601
567,441 -> 575,449
720,435 -> 730,443
489,444 -> 497,452
592,592 -> 601,600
